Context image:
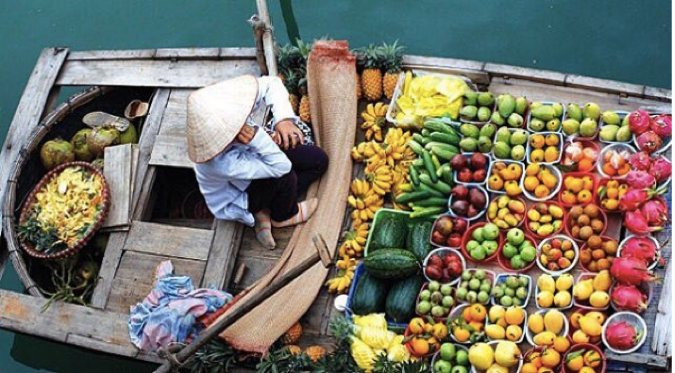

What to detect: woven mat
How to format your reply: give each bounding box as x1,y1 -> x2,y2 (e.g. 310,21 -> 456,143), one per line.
210,40 -> 357,354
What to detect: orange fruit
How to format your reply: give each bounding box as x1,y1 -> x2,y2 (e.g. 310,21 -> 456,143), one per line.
545,134 -> 559,146
606,187 -> 618,199
618,163 -> 630,176
462,307 -> 473,322
561,190 -> 577,205
544,147 -> 559,163
531,149 -> 545,163
530,134 -> 546,148
534,185 -> 551,198
526,163 -> 541,176
582,176 -> 594,190
470,304 -> 487,321
453,327 -> 470,342
542,173 -> 558,189
409,337 -> 430,356
521,363 -> 538,373
602,163 -> 617,176
489,175 -> 504,190
566,177 -> 583,193
578,158 -> 594,172
578,190 -> 593,204
525,176 -> 540,191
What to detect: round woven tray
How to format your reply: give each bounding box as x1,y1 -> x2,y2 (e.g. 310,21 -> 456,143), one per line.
18,161 -> 110,260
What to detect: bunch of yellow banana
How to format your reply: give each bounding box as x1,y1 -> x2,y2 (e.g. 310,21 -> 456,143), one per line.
325,256 -> 356,294
348,178 -> 383,224
365,161 -> 393,196
360,102 -> 388,142
342,222 -> 369,257
381,128 -> 412,167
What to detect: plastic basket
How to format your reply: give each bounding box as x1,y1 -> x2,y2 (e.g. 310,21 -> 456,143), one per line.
523,200 -> 567,239
632,114 -> 672,155
559,139 -> 601,172
423,247 -> 466,286
448,186 -> 488,222
564,204 -> 608,244
602,312 -> 648,354
470,341 -> 523,373
567,307 -> 605,346
578,236 -> 618,273
497,234 -> 537,273
430,344 -> 470,372
491,273 -> 533,308
561,343 -> 607,373
609,280 -> 652,314
460,223 -> 504,264
599,110 -> 633,145
595,177 -> 626,214
485,160 -> 525,195
617,234 -> 661,270
430,214 -> 468,249
526,101 -> 565,133
455,268 -> 496,305
562,104 -> 600,140
453,153 -> 491,187
525,309 -> 570,347
525,131 -> 563,165
558,172 -> 599,208
490,127 -> 530,162
520,164 -> 562,202
484,307 -> 528,344
536,235 -> 580,276
414,282 -> 456,322
534,273 -> 575,311
597,143 -> 636,179
572,272 -> 612,311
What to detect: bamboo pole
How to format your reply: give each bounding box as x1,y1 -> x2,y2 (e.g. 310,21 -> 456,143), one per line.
255,0 -> 277,77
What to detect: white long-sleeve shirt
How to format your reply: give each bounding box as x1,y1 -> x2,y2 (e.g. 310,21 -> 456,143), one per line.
193,76 -> 297,226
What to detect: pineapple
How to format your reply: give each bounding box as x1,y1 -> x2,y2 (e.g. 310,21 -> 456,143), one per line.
282,322 -> 303,345
298,79 -> 311,123
304,345 -> 327,363
356,73 -> 363,100
381,41 -> 405,100
281,68 -> 300,114
276,43 -> 304,72
358,45 -> 384,101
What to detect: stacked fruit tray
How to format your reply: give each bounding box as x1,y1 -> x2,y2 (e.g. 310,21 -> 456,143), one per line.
340,70 -> 670,373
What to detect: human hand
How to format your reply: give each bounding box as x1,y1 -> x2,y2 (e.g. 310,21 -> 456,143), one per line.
274,120 -> 304,150
236,125 -> 257,145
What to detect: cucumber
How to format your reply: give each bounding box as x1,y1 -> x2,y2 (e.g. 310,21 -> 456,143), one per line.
351,270 -> 389,315
386,275 -> 425,323
364,249 -> 420,280
421,151 -> 438,183
395,191 -> 430,204
429,131 -> 461,146
424,141 -> 460,154
407,140 -> 424,155
423,120 -> 456,135
412,159 -> 424,169
417,183 -> 445,198
419,173 -> 452,195
409,166 -> 420,186
431,154 -> 442,171
421,129 -> 431,137
410,206 -> 445,219
412,133 -> 430,146
437,163 -> 451,179
411,197 -> 449,207
431,145 -> 458,161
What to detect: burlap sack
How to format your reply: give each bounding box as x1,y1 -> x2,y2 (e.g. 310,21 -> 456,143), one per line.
211,40 -> 356,354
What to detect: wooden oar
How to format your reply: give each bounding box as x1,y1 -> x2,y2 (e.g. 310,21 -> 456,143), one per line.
153,234 -> 333,373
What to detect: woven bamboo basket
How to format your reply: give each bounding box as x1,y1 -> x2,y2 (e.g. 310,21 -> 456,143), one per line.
1,86 -> 112,295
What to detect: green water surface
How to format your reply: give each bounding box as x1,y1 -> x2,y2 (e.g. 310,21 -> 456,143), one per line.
0,1 -> 671,372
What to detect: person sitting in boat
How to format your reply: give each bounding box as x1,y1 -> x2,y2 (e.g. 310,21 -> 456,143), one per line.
187,74 -> 328,249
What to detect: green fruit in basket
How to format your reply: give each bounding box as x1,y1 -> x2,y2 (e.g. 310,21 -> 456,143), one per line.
420,289 -> 431,301
429,281 -> 441,292
583,102 -> 601,120
441,284 -> 453,296
443,296 -> 455,308
507,113 -> 524,128
478,92 -> 495,107
417,301 -> 432,314
495,126 -> 511,143
434,360 -> 452,373
515,97 -> 528,115
567,103 -> 583,121
552,103 -> 564,118
621,114 -> 631,126
456,350 -> 470,366
497,94 -> 516,118
491,111 -> 506,126
469,278 -> 481,290
478,291 -> 490,304
461,270 -> 472,281
530,101 -> 543,111
456,287 -> 468,300
516,287 -> 528,299
480,282 -> 491,294
599,125 -> 619,141
482,224 -> 500,240
580,118 -> 598,137
510,255 -> 525,270
478,136 -> 493,153
472,228 -> 485,241
478,106 -> 492,122
460,123 -> 480,138
530,118 -> 546,132
503,243 -> 518,259
480,123 -> 497,138
505,276 -> 518,288
504,287 -> 515,297
500,295 -> 513,307
521,246 -> 536,262
484,241 -> 499,255
470,247 -> 487,260
464,90 -> 478,106
460,105 -> 478,119
507,228 -> 525,245
511,145 -> 525,161
466,291 -> 478,303
562,118 -> 580,135
616,126 -> 633,142
493,142 -> 511,159
432,305 -> 445,317
510,129 -> 528,146
531,105 -> 556,121
602,110 -> 621,125
511,297 -> 522,307
546,118 -> 561,131
519,277 -> 529,287
440,343 -> 457,361
492,286 -> 504,298
475,269 -> 486,280
459,137 -> 478,152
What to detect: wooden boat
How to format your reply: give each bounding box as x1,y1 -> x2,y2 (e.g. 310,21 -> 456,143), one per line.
0,42 -> 671,373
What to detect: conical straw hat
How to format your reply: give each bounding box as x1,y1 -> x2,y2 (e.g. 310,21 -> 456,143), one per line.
186,75 -> 259,163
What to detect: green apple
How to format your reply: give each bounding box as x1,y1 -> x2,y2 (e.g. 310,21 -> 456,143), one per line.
440,343 -> 457,361
506,228 -> 525,245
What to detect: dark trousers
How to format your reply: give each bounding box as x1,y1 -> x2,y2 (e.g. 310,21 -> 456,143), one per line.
247,145 -> 328,221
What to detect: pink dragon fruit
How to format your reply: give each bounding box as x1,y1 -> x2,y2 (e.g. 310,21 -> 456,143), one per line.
625,170 -> 656,189
649,157 -> 672,183
620,236 -> 658,263
611,284 -> 648,312
640,196 -> 669,227
605,320 -> 642,350
610,256 -> 657,286
625,210 -> 663,234
636,130 -> 663,154
650,114 -> 672,137
628,110 -> 651,135
619,188 -> 663,211
629,151 -> 652,171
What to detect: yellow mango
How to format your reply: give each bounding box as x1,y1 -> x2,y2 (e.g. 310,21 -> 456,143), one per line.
533,331 -> 556,346
543,310 -> 564,334
589,291 -> 610,308
592,270 -> 612,292
528,313 -> 545,334
579,316 -> 602,337
538,274 -> 556,293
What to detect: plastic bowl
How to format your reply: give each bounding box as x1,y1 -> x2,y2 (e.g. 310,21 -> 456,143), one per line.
423,247 -> 466,286
561,343 -> 607,373
460,100 -> 496,126
470,340 -> 523,373
526,131 -> 564,165
536,235 -> 580,276
460,223 -> 504,264
526,101 -> 565,133
415,282 -> 456,322
562,107 -> 601,140
520,164 -> 562,202
565,204 -> 608,245
599,111 -> 633,145
448,304 -> 472,345
430,344 -> 470,371
567,307 -> 605,346
602,311 -> 648,354
485,160 -> 526,195
534,274 -> 574,311
523,201 -> 567,239
654,154 -> 672,189
633,114 -> 672,155
560,139 -> 601,172
558,172 -> 599,208
491,273 -> 533,308
597,143 -> 636,179
488,103 -> 530,129
525,309 -> 570,347
430,215 -> 469,248
487,195 -> 527,230
572,272 -> 612,311
404,326 -> 440,358
595,177 -> 626,214
453,153 -> 491,187
617,234 -> 661,270
455,269 -> 496,306
497,234 -> 537,273
490,128 -> 530,163
448,186 -> 489,222
522,347 -> 554,370
609,281 -> 653,314
484,307 -> 528,343
578,236 -> 618,273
